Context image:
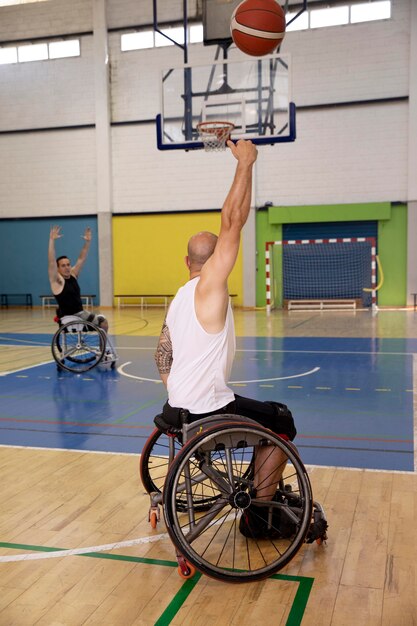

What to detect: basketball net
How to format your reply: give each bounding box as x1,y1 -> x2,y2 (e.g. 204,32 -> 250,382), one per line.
197,121 -> 235,152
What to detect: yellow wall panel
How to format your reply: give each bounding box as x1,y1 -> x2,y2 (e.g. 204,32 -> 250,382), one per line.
112,213 -> 243,304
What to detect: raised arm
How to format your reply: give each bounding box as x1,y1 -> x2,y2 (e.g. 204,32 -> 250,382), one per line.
200,140 -> 257,288
154,319 -> 173,386
48,225 -> 63,293
72,227 -> 92,277
195,140 -> 258,332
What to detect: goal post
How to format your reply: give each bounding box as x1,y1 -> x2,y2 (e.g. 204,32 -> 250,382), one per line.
265,237 -> 377,313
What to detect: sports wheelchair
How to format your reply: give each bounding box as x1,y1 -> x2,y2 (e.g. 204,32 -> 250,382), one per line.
51,315 -> 116,373
140,411 -> 328,583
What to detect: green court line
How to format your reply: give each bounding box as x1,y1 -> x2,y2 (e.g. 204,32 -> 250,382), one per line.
275,573 -> 314,626
154,573 -> 203,626
0,542 -> 314,626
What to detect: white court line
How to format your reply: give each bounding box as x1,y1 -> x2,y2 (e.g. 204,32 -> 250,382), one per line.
117,362 -> 320,384
306,464 -> 416,475
3,445 -> 413,475
0,444 -> 139,456
0,336 -> 50,346
230,367 -> 320,384
0,533 -> 169,563
0,359 -> 55,376
117,362 -> 163,383
106,345 -> 417,356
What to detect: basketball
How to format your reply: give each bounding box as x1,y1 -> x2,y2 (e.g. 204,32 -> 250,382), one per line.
230,0 -> 286,57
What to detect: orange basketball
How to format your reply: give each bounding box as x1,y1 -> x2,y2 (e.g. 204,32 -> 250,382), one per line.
230,0 -> 286,57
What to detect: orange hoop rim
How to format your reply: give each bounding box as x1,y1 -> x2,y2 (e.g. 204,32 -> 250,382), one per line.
196,120 -> 235,132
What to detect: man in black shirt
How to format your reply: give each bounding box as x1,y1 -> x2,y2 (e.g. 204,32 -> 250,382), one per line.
48,225 -> 116,361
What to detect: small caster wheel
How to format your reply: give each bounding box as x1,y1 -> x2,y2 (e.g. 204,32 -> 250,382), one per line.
150,511 -> 158,529
177,560 -> 196,580
148,505 -> 160,529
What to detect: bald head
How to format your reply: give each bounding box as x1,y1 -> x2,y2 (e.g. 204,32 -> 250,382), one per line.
187,231 -> 218,271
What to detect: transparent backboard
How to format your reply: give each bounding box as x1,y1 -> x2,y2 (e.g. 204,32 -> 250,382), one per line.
156,53 -> 295,150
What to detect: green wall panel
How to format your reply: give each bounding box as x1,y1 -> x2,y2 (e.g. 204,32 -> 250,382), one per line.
256,202 -> 407,308
268,203 -> 391,225
377,204 -> 407,306
256,211 -> 281,306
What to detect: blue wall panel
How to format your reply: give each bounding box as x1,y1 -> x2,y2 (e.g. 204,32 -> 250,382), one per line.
0,216 -> 99,306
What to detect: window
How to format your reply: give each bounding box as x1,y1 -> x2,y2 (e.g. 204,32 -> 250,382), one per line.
18,42 -> 48,62
310,6 -> 349,28
121,31 -> 154,51
155,27 -> 185,47
119,1 -> 392,53
0,39 -> 81,65
48,39 -> 80,59
0,0 -> 48,6
189,24 -> 203,43
0,46 -> 17,64
121,23 -> 203,52
351,1 -> 391,23
286,11 -> 309,32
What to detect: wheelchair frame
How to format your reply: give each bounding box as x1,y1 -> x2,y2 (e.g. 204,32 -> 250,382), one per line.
140,413 -> 328,583
51,318 -> 108,373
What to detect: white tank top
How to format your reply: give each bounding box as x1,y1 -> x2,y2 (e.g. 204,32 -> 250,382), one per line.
166,277 -> 235,414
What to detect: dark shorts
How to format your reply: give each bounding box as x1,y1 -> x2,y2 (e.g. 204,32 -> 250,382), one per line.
162,394 -> 296,441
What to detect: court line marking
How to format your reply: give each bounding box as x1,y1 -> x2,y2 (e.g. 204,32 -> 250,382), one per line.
0,541 -> 313,626
0,335 -> 50,346
1,444 -> 414,472
4,338 -> 414,357
0,359 -> 55,376
0,534 -> 169,562
0,443 -> 414,475
117,362 -> 320,384
107,346 -> 417,356
0,443 -> 139,456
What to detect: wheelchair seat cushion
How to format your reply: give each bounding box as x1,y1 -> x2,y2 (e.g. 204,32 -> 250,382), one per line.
154,414 -> 182,435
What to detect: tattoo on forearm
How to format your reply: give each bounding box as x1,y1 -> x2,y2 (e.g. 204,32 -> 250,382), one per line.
155,322 -> 173,374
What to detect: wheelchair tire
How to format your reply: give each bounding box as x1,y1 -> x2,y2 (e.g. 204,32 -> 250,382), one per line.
140,428 -> 224,512
51,321 -> 106,373
163,421 -> 313,583
140,428 -> 182,496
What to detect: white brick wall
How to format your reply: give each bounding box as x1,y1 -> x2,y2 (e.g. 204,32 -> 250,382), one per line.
107,0 -> 199,30
0,37 -> 95,130
111,101 -> 408,212
112,124 -> 237,213
0,0 -> 413,217
256,102 -> 408,206
0,0 -> 92,41
0,129 -> 96,218
288,0 -> 410,105
109,34 -> 185,122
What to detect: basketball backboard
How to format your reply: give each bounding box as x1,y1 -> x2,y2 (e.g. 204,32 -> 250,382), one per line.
156,53 -> 295,151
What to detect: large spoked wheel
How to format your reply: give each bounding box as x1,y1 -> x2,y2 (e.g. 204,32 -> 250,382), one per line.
52,321 -> 106,373
140,428 -> 226,512
163,422 -> 313,583
140,428 -> 182,495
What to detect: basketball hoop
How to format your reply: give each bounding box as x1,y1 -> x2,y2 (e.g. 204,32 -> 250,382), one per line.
197,121 -> 235,152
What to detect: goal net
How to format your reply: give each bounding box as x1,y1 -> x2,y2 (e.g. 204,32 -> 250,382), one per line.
265,238 -> 377,312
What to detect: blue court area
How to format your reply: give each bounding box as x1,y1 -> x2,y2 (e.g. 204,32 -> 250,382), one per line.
0,334 -> 414,471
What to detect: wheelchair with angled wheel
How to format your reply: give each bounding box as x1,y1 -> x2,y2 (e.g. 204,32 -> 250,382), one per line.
51,314 -> 115,373
140,410 -> 328,583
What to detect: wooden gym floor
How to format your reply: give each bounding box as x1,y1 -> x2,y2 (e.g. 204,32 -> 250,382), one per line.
0,306 -> 416,625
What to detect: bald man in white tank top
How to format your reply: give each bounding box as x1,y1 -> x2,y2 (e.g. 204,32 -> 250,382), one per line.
154,139 -> 296,539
